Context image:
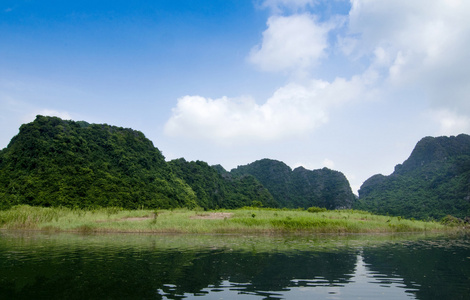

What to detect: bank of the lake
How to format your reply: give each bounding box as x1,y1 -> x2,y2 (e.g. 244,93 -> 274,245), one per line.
0,205 -> 458,234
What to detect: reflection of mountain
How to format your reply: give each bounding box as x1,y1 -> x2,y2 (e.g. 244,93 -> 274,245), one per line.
342,253 -> 419,299
0,233 -> 468,299
362,238 -> 470,300
177,251 -> 357,297
0,235 -> 356,299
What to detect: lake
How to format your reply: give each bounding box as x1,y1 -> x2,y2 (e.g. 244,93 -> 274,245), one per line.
0,231 -> 468,299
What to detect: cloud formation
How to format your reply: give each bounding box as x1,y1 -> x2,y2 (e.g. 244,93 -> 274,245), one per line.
165,0 -> 470,144
347,0 -> 470,111
165,8 -> 347,143
249,14 -> 329,74
164,75 -> 367,144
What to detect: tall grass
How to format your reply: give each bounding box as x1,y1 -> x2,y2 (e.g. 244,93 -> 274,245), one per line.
227,209 -> 447,233
0,205 -> 70,229
0,205 -> 453,234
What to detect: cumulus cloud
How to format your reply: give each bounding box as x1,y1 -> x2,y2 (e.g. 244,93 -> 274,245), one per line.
164,93 -> 322,144
166,0 -> 470,145
249,14 -> 330,74
166,2 -> 357,144
346,0 -> 470,113
164,75 -> 368,144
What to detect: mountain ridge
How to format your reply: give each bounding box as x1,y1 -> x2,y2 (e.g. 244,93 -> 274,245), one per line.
2,115 -> 468,219
0,116 -> 354,210
231,158 -> 356,209
356,134 -> 470,219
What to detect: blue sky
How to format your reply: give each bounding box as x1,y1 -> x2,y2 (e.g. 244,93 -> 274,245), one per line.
2,0 -> 470,193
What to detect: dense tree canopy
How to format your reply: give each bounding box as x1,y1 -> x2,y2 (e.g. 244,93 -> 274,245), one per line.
169,158 -> 278,209
0,116 -> 280,210
231,159 -> 356,209
0,116 -> 197,209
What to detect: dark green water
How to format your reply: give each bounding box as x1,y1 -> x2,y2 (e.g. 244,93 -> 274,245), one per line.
0,232 -> 468,299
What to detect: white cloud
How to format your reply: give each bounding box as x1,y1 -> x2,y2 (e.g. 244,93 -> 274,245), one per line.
164,74 -> 369,144
167,0 -> 470,145
346,0 -> 470,113
165,0 -> 470,195
249,14 -> 330,74
164,93 -> 320,144
428,109 -> 470,136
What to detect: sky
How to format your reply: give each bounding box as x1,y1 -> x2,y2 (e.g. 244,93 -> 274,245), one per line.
1,0 -> 470,194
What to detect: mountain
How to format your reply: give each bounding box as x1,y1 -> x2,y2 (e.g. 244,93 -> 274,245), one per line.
231,159 -> 356,209
0,115 -> 197,209
355,134 -> 470,219
0,116 -> 277,210
168,158 -> 278,209
0,115 -> 356,212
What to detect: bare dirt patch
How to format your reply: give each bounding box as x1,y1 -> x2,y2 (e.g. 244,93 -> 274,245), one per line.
96,212 -> 233,223
123,217 -> 153,221
95,215 -> 154,223
190,212 -> 233,220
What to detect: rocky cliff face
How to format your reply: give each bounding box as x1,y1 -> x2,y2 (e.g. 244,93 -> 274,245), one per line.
394,134 -> 470,174
356,134 -> 470,219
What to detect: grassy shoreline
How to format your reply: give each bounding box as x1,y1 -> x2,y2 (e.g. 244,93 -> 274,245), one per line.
0,205 -> 458,234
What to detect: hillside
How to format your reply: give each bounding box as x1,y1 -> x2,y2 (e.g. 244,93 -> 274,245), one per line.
0,116 -> 282,210
0,116 -> 358,211
355,134 -> 470,219
169,159 -> 278,209
0,116 -> 198,209
231,159 -> 356,209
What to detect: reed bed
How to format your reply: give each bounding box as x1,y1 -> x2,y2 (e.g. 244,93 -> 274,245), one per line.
0,205 -> 451,234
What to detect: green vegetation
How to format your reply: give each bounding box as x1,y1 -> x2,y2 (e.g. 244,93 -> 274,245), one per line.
0,116 -> 197,210
356,134 -> 470,220
0,116 -> 469,222
0,116 -> 355,211
168,158 -> 278,209
0,205 -> 452,234
231,159 -> 356,209
0,116 -> 278,211
307,206 -> 328,213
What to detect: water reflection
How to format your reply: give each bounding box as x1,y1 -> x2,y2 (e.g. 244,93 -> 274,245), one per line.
0,232 -> 468,299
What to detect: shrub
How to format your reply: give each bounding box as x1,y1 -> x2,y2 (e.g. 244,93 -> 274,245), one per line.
307,206 -> 327,213
440,215 -> 464,226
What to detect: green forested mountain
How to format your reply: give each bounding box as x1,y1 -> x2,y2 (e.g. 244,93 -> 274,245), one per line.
0,116 -> 197,209
355,134 -> 470,219
3,116 -> 468,218
0,116 -> 279,210
231,159 -> 356,209
168,158 -> 278,209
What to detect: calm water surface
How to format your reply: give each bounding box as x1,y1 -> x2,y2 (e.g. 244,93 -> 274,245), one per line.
0,232 -> 468,299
